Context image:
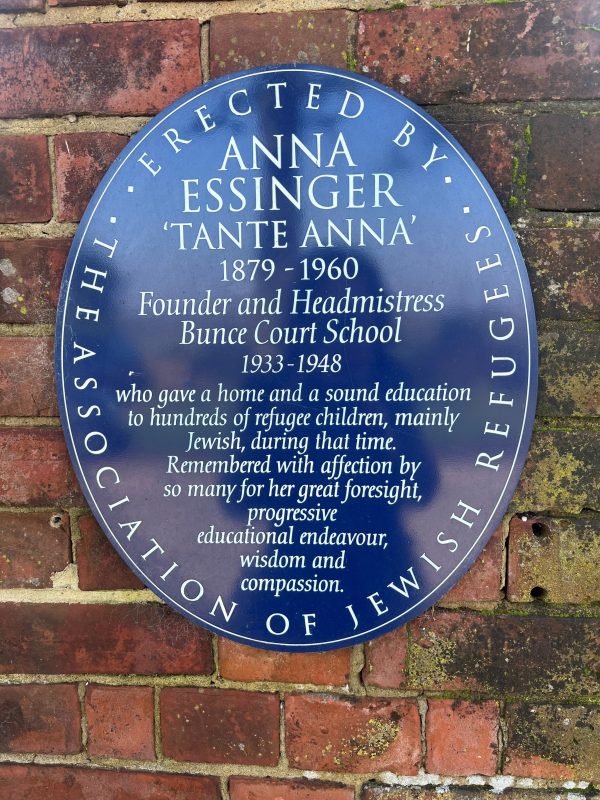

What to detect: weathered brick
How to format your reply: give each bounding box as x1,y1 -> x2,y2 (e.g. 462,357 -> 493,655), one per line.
425,699 -> 499,776
0,765 -> 221,800
362,627 -> 408,689
77,514 -> 144,591
55,133 -> 128,223
528,116 -> 600,210
537,323 -> 599,417
161,687 -> 279,765
0,511 -> 70,589
361,789 -> 589,800
513,429 -> 600,514
358,1 -> 600,104
0,603 -> 213,675
0,428 -> 83,507
210,11 -> 352,77
0,0 -> 44,11
0,684 -> 80,754
0,239 -> 69,325
507,514 -> 600,604
518,229 -> 600,321
218,639 -> 351,686
505,704 -> 600,780
446,122 -> 522,207
230,777 -> 354,800
86,684 -> 154,759
441,526 -> 504,604
409,611 -> 600,696
285,695 -> 421,774
0,136 -> 51,223
0,22 -> 201,118
0,338 -> 57,417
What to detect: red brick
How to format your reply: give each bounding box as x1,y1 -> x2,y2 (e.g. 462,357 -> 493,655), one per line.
86,684 -> 154,759
408,611 -> 600,696
518,229 -> 600,321
362,626 -> 408,689
230,777 -> 354,800
0,136 -> 51,223
0,603 -> 213,675
446,122 -> 522,207
77,514 -> 144,591
358,1 -> 600,104
0,0 -> 44,11
514,429 -> 600,515
426,699 -> 499,776
0,765 -> 220,800
0,511 -> 70,589
285,695 -> 421,774
0,22 -> 201,118
54,133 -> 128,223
0,684 -> 80,754
0,338 -> 57,417
161,687 -> 279,765
528,115 -> 600,210
441,526 -> 504,604
218,639 -> 350,685
505,704 -> 600,781
508,514 -> 600,604
210,11 -> 352,77
0,239 -> 69,325
0,428 -> 83,507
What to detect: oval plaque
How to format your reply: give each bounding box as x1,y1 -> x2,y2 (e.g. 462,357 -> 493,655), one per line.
56,65 -> 537,651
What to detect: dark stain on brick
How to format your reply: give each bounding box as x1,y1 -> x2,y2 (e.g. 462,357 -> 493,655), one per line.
505,704 -> 600,779
537,323 -> 600,417
0,700 -> 24,751
409,612 -> 600,697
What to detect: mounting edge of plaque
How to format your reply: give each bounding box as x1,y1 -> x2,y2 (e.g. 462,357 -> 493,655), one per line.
55,64 -> 538,651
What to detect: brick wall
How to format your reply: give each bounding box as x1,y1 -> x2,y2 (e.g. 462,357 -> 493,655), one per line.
0,0 -> 598,798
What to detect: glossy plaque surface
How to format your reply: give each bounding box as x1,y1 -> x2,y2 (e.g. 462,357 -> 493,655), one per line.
56,65 -> 537,650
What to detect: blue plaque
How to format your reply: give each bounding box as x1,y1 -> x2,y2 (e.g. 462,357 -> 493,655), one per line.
56,65 -> 537,651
